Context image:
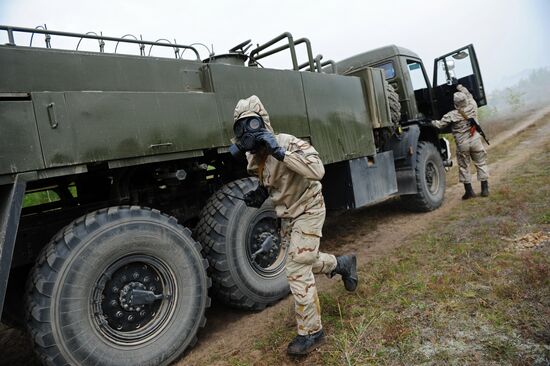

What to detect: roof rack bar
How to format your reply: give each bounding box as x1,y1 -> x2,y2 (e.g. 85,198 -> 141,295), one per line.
256,38 -> 315,70
249,32 -> 298,70
249,34 -> 315,72
0,25 -> 201,61
6,27 -> 15,46
298,55 -> 336,74
312,54 -> 323,72
76,32 -> 104,52
298,55 -> 320,72
29,25 -> 51,48
321,60 -> 337,74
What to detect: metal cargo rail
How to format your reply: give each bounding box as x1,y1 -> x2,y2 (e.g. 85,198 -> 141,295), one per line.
0,24 -> 202,60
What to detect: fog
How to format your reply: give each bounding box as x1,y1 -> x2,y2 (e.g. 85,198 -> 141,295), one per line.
1,0 -> 548,92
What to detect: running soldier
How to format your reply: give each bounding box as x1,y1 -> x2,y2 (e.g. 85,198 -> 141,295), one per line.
230,95 -> 358,355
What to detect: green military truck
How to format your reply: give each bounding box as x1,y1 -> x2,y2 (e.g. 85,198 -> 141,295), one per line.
0,26 -> 485,365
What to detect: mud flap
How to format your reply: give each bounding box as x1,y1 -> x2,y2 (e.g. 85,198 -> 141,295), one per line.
0,174 -> 26,317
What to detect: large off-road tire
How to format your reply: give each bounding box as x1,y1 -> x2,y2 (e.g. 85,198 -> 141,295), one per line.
196,178 -> 289,310
386,81 -> 401,125
26,206 -> 210,366
401,141 -> 446,212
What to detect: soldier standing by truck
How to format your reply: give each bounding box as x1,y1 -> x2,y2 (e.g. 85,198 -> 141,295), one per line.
229,95 -> 358,355
432,84 -> 490,199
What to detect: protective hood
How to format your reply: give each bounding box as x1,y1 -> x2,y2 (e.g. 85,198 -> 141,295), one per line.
453,92 -> 467,109
233,95 -> 274,133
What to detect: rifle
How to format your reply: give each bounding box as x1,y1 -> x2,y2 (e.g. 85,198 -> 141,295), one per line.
458,109 -> 490,145
468,117 -> 490,145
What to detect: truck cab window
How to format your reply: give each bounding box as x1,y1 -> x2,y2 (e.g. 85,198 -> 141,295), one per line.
435,59 -> 449,86
407,60 -> 431,117
436,52 -> 474,86
374,61 -> 396,79
407,61 -> 428,91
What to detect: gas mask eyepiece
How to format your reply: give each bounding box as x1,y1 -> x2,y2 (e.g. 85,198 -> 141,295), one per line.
229,115 -> 266,158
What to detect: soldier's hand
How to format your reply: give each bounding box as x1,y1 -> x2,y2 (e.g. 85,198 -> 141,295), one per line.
243,185 -> 269,208
256,131 -> 286,161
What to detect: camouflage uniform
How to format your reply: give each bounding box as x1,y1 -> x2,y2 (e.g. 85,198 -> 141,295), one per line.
234,96 -> 338,336
432,85 -> 489,183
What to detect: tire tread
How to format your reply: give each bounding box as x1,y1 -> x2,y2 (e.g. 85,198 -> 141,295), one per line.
401,141 -> 445,212
196,178 -> 276,310
25,206 -> 209,366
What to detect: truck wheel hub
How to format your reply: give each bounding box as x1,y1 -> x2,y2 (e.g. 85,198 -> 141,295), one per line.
92,255 -> 176,344
119,281 -> 147,311
247,216 -> 286,276
253,231 -> 280,266
425,161 -> 440,194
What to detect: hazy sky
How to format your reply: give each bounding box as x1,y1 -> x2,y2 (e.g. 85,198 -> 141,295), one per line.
1,0 -> 548,92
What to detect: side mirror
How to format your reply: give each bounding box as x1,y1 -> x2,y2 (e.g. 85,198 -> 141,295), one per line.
442,59 -> 456,84
452,50 -> 469,60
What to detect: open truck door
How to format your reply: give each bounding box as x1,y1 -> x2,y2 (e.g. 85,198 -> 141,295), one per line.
432,44 -> 486,119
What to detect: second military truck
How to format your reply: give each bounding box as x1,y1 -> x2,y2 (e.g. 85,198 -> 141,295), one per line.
0,26 -> 485,365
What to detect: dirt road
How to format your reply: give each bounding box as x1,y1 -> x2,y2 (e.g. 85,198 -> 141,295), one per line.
1,107 -> 549,366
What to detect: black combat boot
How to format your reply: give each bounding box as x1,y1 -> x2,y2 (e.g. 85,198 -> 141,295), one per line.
480,180 -> 489,197
287,329 -> 325,355
462,183 -> 476,200
333,255 -> 358,292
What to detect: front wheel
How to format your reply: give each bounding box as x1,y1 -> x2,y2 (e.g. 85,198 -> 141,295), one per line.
401,141 -> 446,211
26,206 -> 210,366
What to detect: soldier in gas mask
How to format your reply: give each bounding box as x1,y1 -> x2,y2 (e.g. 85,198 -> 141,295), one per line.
230,95 -> 358,355
432,85 -> 489,198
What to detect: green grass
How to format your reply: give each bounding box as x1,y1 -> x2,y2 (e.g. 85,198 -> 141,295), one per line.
237,142 -> 550,365
23,185 -> 77,208
23,190 -> 61,207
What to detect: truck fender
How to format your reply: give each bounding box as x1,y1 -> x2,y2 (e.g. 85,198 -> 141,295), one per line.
418,124 -> 453,167
391,124 -> 421,170
390,125 -> 420,195
407,124 -> 449,166
0,174 -> 27,318
392,124 -> 448,196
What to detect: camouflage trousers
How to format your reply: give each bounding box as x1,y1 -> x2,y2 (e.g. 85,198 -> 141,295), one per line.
281,201 -> 337,336
457,135 -> 489,183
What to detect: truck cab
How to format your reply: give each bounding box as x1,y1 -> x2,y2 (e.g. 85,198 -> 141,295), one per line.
336,44 -> 486,122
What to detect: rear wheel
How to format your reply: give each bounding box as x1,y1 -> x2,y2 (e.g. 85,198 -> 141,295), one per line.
401,141 -> 446,211
26,206 -> 209,366
196,178 -> 289,310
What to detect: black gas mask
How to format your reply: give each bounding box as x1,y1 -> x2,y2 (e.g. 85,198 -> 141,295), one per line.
229,115 -> 267,158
